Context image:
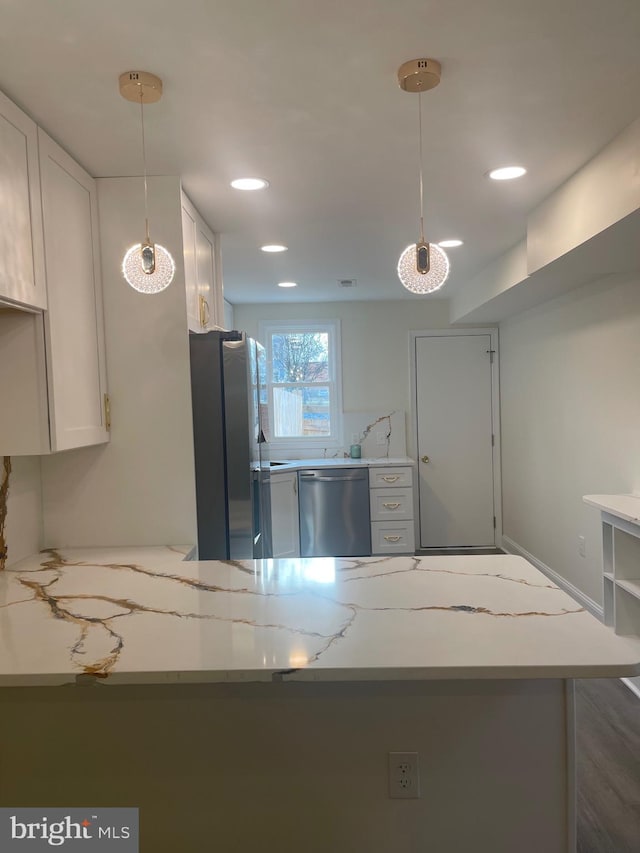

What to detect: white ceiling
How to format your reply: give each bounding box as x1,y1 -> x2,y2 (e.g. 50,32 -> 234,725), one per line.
1,0 -> 639,304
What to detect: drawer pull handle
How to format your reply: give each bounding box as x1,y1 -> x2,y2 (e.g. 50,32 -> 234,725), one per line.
382,475 -> 399,483
383,502 -> 401,509
384,535 -> 401,542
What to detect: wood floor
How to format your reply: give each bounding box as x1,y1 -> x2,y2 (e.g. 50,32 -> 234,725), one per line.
576,678 -> 640,852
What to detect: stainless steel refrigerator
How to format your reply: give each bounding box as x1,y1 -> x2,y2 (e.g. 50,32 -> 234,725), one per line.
189,330 -> 272,560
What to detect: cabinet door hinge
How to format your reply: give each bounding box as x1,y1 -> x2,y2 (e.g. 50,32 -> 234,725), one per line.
491,433 -> 495,447
104,393 -> 111,431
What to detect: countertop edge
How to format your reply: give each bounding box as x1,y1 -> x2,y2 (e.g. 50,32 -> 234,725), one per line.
583,494 -> 640,524
3,660 -> 639,689
268,457 -> 416,472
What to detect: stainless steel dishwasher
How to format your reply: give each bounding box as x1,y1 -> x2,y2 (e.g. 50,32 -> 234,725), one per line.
298,468 -> 371,557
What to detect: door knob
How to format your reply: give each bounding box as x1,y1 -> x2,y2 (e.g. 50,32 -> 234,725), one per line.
421,455 -> 430,463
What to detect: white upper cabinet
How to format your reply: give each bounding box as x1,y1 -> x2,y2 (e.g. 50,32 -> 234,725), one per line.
38,129 -> 109,451
181,191 -> 224,332
181,199 -> 199,331
0,89 -> 47,309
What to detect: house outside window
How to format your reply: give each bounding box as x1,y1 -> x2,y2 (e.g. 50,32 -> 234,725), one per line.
260,320 -> 342,450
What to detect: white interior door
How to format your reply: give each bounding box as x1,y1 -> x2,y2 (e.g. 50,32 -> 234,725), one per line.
415,333 -> 495,547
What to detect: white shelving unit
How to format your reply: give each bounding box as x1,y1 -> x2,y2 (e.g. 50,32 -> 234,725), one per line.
584,494 -> 640,697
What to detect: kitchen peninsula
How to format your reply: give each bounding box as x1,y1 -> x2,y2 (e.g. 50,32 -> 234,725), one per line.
1,547 -> 638,853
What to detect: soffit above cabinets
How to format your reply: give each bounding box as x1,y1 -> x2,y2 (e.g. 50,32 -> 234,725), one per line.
451,117 -> 640,324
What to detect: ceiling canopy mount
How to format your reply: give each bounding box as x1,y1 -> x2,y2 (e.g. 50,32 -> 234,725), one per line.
397,58 -> 441,93
118,71 -> 163,104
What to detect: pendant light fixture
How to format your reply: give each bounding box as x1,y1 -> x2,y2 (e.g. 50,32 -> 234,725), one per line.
119,71 -> 175,294
396,59 -> 449,294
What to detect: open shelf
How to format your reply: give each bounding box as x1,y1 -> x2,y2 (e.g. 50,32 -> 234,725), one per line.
613,526 -> 640,581
614,584 -> 640,636
615,578 -> 640,602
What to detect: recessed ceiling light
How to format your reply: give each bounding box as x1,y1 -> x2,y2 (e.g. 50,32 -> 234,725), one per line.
261,244 -> 288,253
488,166 -> 527,181
438,239 -> 464,248
230,177 -> 270,191
277,281 -> 297,288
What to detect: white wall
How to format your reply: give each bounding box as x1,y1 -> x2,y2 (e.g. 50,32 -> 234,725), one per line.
223,299 -> 234,330
40,176 -> 197,548
500,272 -> 640,605
234,299 -> 452,456
3,456 -> 43,567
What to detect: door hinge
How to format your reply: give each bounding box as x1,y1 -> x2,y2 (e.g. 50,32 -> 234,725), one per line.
104,393 -> 111,431
491,433 -> 495,447
486,349 -> 496,364
493,516 -> 496,529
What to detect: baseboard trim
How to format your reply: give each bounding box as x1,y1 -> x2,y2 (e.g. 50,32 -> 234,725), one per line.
621,677 -> 640,700
501,535 -> 603,621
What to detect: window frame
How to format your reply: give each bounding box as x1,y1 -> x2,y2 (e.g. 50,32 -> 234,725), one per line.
259,319 -> 343,452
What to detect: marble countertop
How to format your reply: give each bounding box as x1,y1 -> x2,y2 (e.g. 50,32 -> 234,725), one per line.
1,547 -> 639,687
268,457 -> 415,471
583,494 -> 640,524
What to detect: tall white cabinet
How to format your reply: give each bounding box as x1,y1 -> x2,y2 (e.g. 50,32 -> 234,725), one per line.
38,130 -> 109,451
0,89 -> 47,310
0,118 -> 109,455
181,191 -> 224,333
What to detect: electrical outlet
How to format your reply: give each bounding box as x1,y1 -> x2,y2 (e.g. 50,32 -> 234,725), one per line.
376,432 -> 387,446
578,535 -> 586,557
388,752 -> 420,799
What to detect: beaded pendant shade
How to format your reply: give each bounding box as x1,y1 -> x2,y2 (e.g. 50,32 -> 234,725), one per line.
396,59 -> 449,295
119,71 -> 175,294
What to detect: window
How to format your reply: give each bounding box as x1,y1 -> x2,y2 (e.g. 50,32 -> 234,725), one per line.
260,320 -> 342,447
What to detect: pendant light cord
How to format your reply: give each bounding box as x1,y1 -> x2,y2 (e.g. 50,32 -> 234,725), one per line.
418,91 -> 425,243
139,88 -> 150,245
